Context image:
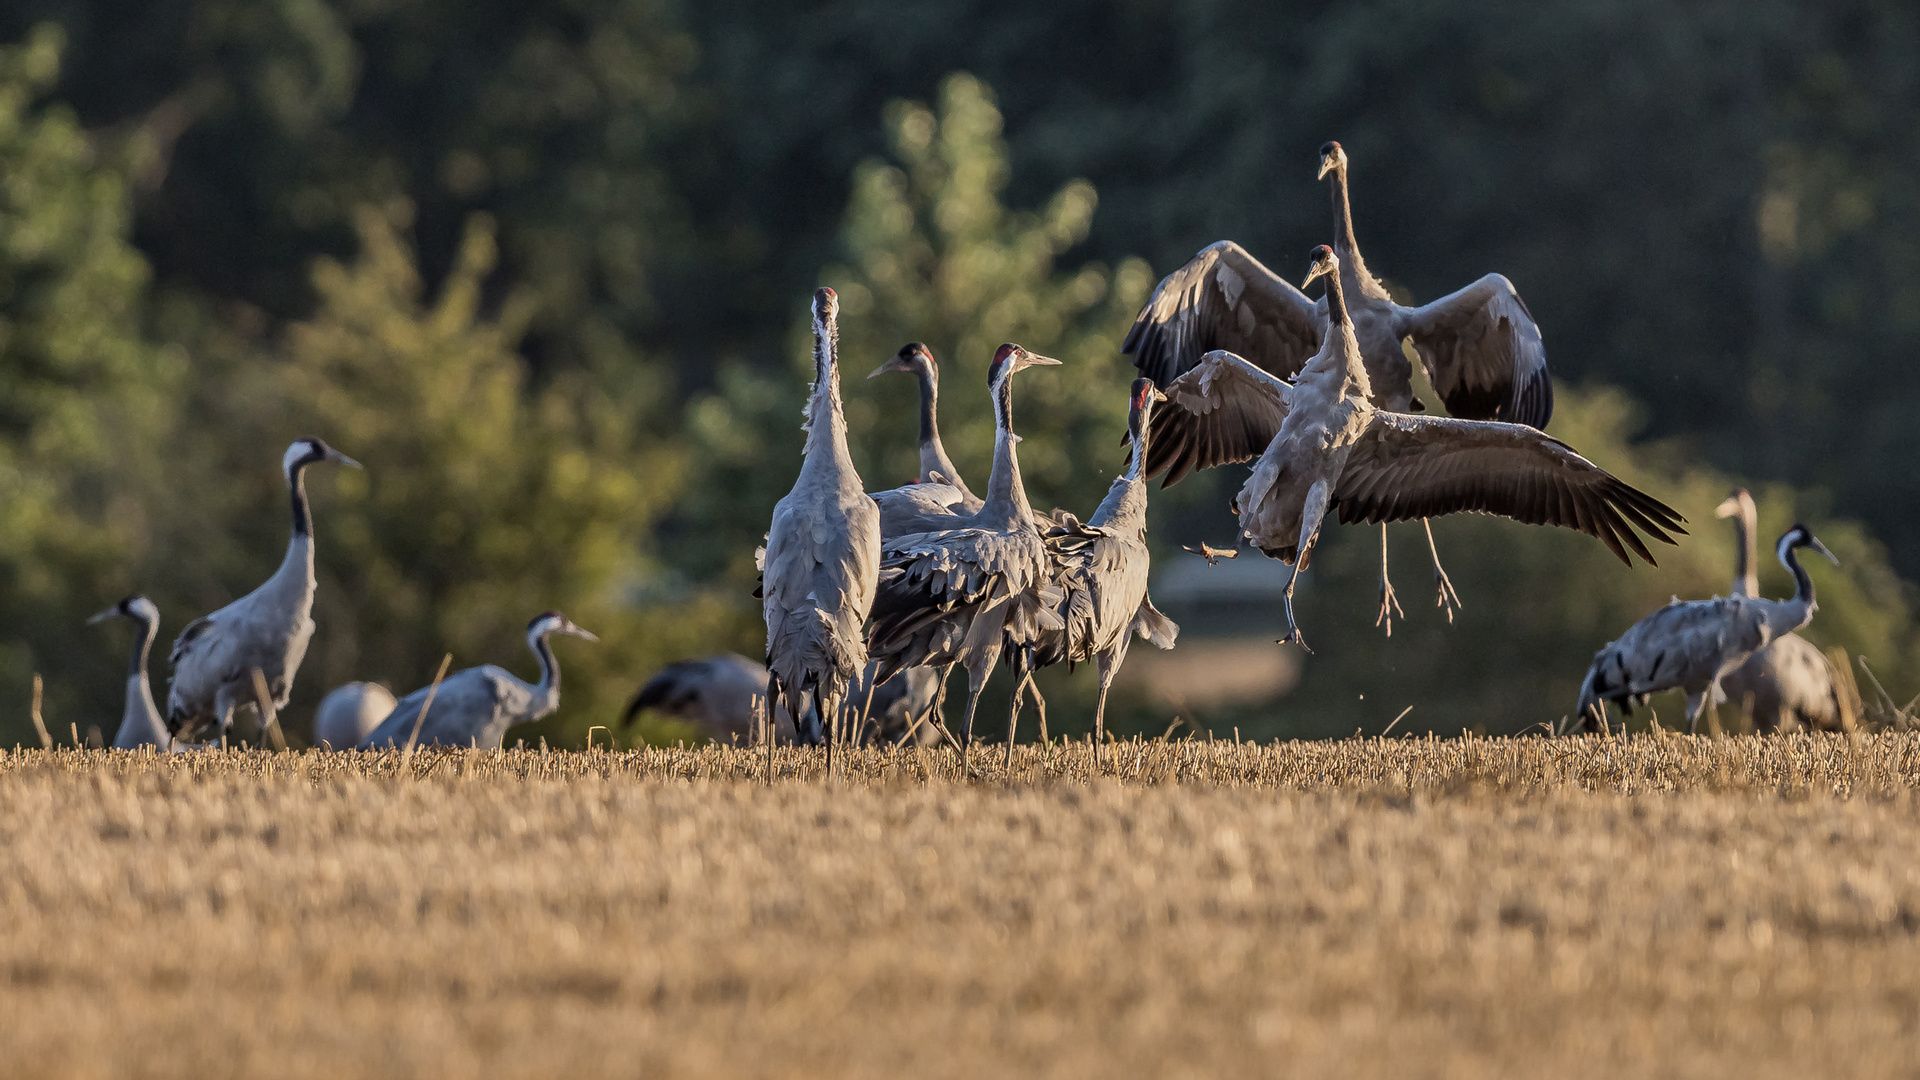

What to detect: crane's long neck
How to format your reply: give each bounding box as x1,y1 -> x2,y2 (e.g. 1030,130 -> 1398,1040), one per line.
1321,271 -> 1374,399
526,630 -> 560,717
1328,167 -> 1384,301
801,316 -> 855,471
1730,503 -> 1759,598
279,462 -> 318,588
127,611 -> 157,681
1091,403 -> 1154,532
977,373 -> 1035,531
1767,538 -> 1818,636
116,612 -> 167,749
915,362 -> 971,498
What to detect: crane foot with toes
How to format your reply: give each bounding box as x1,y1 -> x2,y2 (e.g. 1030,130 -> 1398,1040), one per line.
1375,576 -> 1404,636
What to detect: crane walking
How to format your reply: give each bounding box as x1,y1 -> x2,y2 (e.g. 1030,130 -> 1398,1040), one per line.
168,437 -> 360,744
360,612 -> 597,750
761,287 -> 882,760
1575,524 -> 1837,734
1152,247 -> 1682,649
1713,490 -> 1846,732
87,596 -> 173,750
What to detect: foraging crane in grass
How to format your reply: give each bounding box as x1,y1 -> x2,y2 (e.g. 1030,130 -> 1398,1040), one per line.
1712,490 -> 1846,732
867,344 -> 1064,758
620,653 -> 937,746
1152,247 -> 1683,650
1026,379 -> 1179,758
168,437 -> 360,743
313,682 -> 398,750
360,612 -> 597,749
1575,524 -> 1836,734
1126,140 -> 1553,622
761,287 -> 882,753
87,595 -> 173,750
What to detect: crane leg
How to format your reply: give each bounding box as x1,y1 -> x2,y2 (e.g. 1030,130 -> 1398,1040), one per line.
1686,690 -> 1709,735
1423,519 -> 1461,622
217,701 -> 234,750
1093,650 -> 1118,766
1375,523 -> 1404,636
1278,480 -> 1330,653
957,642 -> 1002,766
1005,649 -> 1031,768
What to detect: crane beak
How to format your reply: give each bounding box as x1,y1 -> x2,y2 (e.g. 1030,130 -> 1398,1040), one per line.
1018,352 -> 1062,371
1713,497 -> 1741,519
563,622 -> 600,642
1317,156 -> 1337,180
327,449 -> 363,469
1809,537 -> 1839,565
1302,264 -> 1330,289
86,606 -> 119,625
866,359 -> 901,380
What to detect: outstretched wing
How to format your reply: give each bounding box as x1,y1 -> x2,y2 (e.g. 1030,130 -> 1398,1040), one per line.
1397,273 -> 1552,429
1123,241 -> 1322,394
1332,413 -> 1685,565
1148,350 -> 1293,485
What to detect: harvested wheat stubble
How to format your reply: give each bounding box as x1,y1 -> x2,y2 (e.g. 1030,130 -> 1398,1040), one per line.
3,736 -> 1920,1079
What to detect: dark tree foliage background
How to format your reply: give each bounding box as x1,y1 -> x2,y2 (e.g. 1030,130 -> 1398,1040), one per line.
0,0 -> 1915,746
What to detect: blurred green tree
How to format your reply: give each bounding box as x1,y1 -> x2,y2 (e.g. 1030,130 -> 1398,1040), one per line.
0,26 -> 181,747
162,201 -> 725,746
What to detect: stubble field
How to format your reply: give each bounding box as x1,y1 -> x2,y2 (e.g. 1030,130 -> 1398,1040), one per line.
4,735 -> 1920,1078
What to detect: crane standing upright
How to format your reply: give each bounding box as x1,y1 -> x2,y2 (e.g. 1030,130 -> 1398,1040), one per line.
761,288 -> 882,760
1713,490 -> 1846,731
87,595 -> 172,750
168,437 -> 360,744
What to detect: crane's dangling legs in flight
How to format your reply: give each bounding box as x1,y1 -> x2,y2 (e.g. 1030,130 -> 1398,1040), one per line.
1375,524 -> 1404,635
1279,479 -> 1332,653
1424,519 -> 1461,622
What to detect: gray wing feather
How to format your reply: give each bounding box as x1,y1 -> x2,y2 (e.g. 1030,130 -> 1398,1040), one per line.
1332,413 -> 1685,565
1150,350 -> 1294,485
1398,273 -> 1552,429
1124,241 -> 1323,393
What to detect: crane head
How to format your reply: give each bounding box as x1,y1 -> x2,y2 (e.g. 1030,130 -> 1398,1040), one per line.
283,437 -> 361,478
1303,245 -> 1339,289
1317,141 -> 1347,180
988,343 -> 1062,389
868,342 -> 935,380
1778,524 -> 1839,567
1123,377 -> 1166,448
1713,488 -> 1755,521
812,287 -> 838,324
87,595 -> 158,626
528,610 -> 600,644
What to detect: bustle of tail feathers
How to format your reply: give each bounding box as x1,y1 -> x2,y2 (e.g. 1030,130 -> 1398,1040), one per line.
1133,598 -> 1179,649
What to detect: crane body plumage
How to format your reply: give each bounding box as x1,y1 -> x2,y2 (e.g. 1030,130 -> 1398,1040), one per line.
1028,379 -> 1179,756
762,288 -> 882,748
167,438 -> 359,742
360,612 -> 595,750
1576,525 -> 1836,733
313,682 -> 397,750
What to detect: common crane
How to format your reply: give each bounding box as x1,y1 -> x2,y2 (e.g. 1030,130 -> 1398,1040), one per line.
621,653 -> 937,746
168,437 -> 359,743
1027,378 -> 1179,759
869,342 -> 981,509
312,682 -> 398,750
1575,524 -> 1836,734
1126,140 -> 1554,622
1713,490 -> 1846,732
762,287 -> 882,756
359,611 -> 597,749
867,344 -> 1064,758
87,596 -> 173,750
1152,247 -> 1682,650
